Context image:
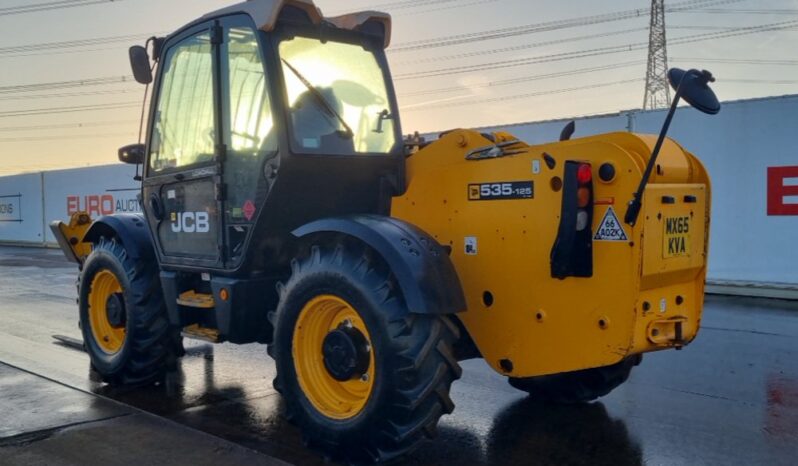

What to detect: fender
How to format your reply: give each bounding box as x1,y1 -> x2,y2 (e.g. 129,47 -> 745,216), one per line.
83,214 -> 155,261
293,215 -> 466,315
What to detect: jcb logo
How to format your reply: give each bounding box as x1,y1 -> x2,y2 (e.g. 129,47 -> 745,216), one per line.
171,211 -> 210,233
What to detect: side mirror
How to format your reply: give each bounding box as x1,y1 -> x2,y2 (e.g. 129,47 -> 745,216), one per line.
119,143 -> 145,165
624,67 -> 720,226
668,68 -> 721,115
129,45 -> 152,85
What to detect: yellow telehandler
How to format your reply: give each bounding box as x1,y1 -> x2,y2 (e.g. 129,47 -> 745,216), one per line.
51,0 -> 719,462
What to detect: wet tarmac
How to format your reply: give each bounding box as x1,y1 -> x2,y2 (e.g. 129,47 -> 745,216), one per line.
0,246 -> 796,465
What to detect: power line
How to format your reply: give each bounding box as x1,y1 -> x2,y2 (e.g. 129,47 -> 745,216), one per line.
402,76 -> 798,112
392,23 -> 779,66
394,19 -> 798,80
0,32 -> 156,56
399,57 -> 798,100
390,0 -> 743,52
723,78 -> 798,84
0,132 -> 135,143
0,88 -> 139,101
402,79 -> 644,111
0,102 -> 140,118
672,57 -> 798,65
0,76 -> 134,94
327,0 -> 461,15
400,60 -> 646,97
0,0 -> 124,17
0,120 -> 138,133
0,46 -> 124,59
395,27 -> 650,65
681,8 -> 798,15
394,0 -> 498,17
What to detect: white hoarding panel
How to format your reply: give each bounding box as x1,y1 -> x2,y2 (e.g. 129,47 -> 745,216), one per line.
43,165 -> 140,243
632,96 -> 798,285
1,94 -> 795,290
0,173 -> 44,243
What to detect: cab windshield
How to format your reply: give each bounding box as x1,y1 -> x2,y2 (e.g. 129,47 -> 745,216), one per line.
278,36 -> 397,155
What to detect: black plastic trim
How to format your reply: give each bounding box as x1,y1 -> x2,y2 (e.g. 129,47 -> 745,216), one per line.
550,161 -> 594,279
211,276 -> 275,344
82,214 -> 155,261
292,215 -> 466,315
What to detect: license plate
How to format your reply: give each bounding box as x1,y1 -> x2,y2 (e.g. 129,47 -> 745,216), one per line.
663,216 -> 691,258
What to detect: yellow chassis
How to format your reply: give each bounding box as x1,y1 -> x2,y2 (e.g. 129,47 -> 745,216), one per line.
393,130 -> 711,378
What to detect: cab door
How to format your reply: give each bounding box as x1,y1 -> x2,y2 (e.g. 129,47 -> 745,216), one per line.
143,21 -> 224,268
217,16 -> 279,268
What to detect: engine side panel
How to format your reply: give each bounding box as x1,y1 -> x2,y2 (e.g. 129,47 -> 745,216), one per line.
392,130 -> 710,378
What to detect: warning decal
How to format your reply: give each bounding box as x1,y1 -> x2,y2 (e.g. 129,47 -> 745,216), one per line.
594,206 -> 628,241
242,200 -> 256,221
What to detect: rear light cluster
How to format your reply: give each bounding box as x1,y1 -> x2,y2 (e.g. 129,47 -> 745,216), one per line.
576,163 -> 592,232
550,161 -> 594,279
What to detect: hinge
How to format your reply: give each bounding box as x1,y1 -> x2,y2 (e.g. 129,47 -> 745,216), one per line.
211,24 -> 224,45
215,182 -> 227,201
215,143 -> 227,164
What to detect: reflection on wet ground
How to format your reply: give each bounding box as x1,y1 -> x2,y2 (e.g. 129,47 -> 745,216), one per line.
0,247 -> 796,465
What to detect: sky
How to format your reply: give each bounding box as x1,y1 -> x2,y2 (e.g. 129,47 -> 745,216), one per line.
0,0 -> 796,175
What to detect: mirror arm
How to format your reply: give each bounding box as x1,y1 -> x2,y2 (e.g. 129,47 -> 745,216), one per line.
375,109 -> 390,134
624,78 -> 686,226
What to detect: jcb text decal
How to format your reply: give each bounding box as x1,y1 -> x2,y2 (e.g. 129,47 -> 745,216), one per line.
171,211 -> 210,233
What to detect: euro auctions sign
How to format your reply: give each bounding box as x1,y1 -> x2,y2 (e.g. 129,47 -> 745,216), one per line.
768,166 -> 798,216
66,191 -> 141,217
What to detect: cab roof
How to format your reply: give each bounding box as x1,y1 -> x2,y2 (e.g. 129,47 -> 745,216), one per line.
198,0 -> 392,47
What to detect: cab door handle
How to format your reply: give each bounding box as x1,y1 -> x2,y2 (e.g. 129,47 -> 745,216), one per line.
150,193 -> 164,220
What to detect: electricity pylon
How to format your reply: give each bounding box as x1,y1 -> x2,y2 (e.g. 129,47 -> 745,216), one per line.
643,0 -> 671,110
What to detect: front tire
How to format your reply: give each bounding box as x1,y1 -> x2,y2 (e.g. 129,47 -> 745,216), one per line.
508,356 -> 641,404
79,237 -> 179,386
269,243 -> 461,463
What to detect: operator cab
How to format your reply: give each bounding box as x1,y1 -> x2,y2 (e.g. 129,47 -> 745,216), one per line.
123,0 -> 404,273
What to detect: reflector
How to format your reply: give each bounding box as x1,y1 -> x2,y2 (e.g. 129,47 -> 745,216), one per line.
577,187 -> 590,208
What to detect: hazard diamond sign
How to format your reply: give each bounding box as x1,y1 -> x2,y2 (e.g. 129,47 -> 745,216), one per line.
594,206 -> 628,241
242,200 -> 256,221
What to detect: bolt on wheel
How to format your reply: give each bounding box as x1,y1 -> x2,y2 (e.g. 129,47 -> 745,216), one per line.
87,269 -> 126,354
292,294 -> 375,420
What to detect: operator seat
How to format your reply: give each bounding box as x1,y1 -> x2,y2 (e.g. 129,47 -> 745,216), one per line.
291,87 -> 355,154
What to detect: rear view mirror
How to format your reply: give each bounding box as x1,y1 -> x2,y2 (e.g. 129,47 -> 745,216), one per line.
129,45 -> 152,85
119,143 -> 145,165
668,68 -> 720,115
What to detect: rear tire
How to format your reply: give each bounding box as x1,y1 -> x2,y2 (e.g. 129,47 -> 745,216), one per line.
508,356 -> 641,404
269,243 -> 461,464
79,237 -> 180,386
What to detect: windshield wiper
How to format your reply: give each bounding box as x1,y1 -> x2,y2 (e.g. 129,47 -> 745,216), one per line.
281,59 -> 354,139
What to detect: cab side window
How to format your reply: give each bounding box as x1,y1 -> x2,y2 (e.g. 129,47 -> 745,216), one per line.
149,32 -> 215,173
223,27 -> 276,221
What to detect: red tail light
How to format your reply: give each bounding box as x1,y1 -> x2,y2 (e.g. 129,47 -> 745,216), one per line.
551,161 -> 594,278
577,164 -> 592,184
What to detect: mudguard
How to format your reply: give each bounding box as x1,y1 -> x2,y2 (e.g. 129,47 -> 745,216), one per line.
293,215 -> 466,315
83,214 -> 155,261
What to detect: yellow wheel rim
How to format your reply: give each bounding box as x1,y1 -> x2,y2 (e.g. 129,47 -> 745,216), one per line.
293,295 -> 375,420
87,269 -> 126,354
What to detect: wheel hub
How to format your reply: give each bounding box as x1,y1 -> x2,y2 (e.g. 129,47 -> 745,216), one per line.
322,324 -> 371,381
105,293 -> 126,327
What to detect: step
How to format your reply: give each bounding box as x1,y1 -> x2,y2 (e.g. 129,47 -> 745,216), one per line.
176,291 -> 215,309
181,324 -> 220,343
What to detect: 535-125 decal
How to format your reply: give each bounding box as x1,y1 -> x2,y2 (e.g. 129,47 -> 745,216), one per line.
468,181 -> 534,201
